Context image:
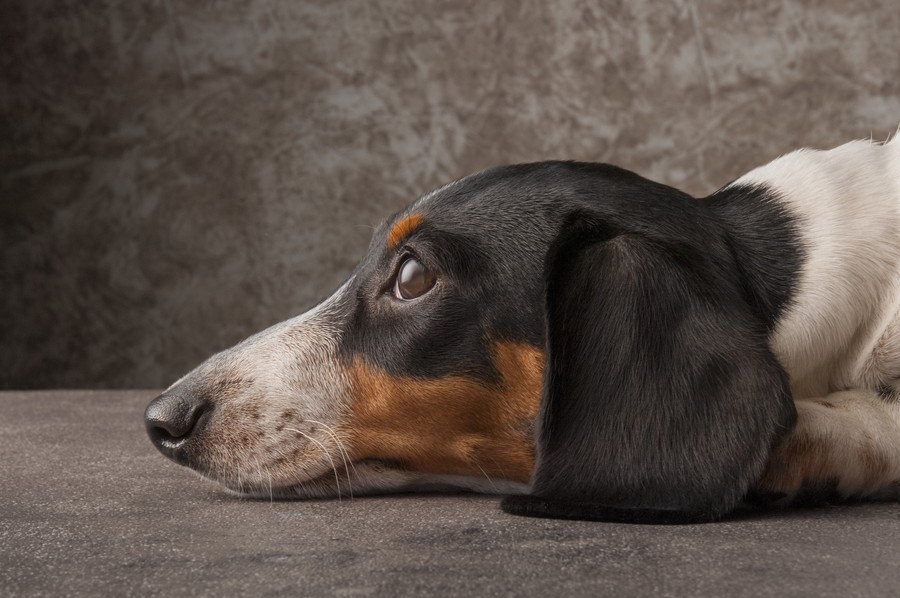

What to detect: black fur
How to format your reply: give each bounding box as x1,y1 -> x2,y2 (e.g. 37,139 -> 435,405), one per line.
705,184 -> 805,331
792,477 -> 843,508
331,161 -> 803,522
502,224 -> 796,523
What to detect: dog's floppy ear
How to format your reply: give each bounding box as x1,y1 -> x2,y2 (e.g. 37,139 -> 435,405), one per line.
502,216 -> 796,523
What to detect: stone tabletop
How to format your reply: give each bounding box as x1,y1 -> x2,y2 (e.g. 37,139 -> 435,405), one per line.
2,391 -> 899,597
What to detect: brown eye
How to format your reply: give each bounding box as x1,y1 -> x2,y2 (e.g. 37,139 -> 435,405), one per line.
394,257 -> 436,300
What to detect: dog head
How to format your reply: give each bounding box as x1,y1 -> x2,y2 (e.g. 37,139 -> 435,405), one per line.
145,162 -> 796,521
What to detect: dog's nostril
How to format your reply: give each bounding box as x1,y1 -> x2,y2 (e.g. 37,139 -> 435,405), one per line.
144,391 -> 210,455
147,422 -> 178,445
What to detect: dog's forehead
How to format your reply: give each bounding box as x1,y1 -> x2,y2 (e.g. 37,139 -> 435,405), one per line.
415,163 -> 563,215
374,162 -> 570,250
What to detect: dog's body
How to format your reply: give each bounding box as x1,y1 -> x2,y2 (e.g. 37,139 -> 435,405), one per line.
146,137 -> 900,522
724,140 -> 900,506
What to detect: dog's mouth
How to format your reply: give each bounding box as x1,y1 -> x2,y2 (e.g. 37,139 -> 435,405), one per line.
217,458 -> 407,500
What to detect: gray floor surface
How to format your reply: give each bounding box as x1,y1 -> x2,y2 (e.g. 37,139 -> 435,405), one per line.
2,390 -> 899,597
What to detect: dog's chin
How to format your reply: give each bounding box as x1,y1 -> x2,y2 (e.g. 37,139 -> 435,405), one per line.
220,477 -> 345,500
215,459 -> 531,500
214,459 -> 409,500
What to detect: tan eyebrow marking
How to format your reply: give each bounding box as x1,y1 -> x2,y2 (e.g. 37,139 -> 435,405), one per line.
386,213 -> 424,249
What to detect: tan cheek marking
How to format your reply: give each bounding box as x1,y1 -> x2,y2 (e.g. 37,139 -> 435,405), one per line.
341,342 -> 544,483
386,213 -> 424,249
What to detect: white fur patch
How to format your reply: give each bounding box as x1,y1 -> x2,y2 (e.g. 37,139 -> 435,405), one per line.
170,278 -> 356,492
734,136 -> 900,500
733,137 -> 900,398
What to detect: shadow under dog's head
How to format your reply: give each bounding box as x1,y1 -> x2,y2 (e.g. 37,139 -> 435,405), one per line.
145,161 -> 797,523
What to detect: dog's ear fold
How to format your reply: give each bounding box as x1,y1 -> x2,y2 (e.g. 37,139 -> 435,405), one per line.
502,222 -> 796,523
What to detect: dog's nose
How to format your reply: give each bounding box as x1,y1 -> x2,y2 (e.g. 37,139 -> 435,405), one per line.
144,391 -> 210,464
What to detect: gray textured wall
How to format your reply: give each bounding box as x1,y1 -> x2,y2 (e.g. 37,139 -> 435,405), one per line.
2,0 -> 899,389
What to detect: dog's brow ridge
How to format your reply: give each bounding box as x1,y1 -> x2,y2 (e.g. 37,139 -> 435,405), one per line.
386,213 -> 424,249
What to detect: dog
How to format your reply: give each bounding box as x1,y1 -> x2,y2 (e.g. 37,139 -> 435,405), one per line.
145,136 -> 900,523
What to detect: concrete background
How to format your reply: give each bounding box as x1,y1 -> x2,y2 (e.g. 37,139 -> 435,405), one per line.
3,0 -> 899,389
3,390 -> 900,597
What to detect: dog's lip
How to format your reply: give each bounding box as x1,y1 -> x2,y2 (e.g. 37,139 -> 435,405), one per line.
221,458 -> 405,497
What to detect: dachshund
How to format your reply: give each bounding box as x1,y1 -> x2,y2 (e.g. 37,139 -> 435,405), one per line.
145,136 -> 900,523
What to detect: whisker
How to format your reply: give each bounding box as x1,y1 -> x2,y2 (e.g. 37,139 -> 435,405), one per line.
285,427 -> 342,502
305,419 -> 357,499
254,455 -> 266,500
484,454 -> 509,481
474,459 -> 499,493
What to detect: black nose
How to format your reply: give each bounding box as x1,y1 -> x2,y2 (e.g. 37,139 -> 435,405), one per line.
144,391 -> 210,464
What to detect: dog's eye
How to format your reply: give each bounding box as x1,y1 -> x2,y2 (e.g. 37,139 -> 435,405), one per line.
394,257 -> 435,300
